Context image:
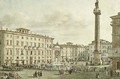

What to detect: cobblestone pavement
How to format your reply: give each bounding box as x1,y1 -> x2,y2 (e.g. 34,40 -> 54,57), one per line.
58,72 -> 120,79
1,69 -> 60,79
1,70 -> 120,79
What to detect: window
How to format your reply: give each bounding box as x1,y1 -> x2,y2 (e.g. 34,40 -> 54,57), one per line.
0,40 -> 1,45
21,50 -> 24,55
38,51 -> 40,55
42,39 -> 44,42
26,42 -> 28,46
47,50 -> 48,54
21,41 -> 24,46
42,51 -> 44,55
6,34 -> 9,37
42,44 -> 44,47
34,60 -> 36,64
16,41 -> 19,46
26,60 -> 28,64
17,36 -> 19,39
26,37 -> 28,40
10,50 -> 12,55
10,40 -> 12,45
16,49 -> 19,55
50,51 -> 51,55
17,57 -> 19,59
117,62 -> 120,69
103,50 -> 106,53
6,40 -> 9,45
7,50 -> 9,55
10,35 -> 12,38
34,51 -> 36,55
38,60 -> 40,63
34,43 -> 36,46
21,57 -> 24,59
31,51 -> 32,55
31,42 -> 32,46
38,43 -> 40,47
42,60 -> 44,62
26,50 -> 28,55
22,37 -> 24,39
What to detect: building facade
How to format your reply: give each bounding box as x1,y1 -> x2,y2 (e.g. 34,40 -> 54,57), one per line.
52,42 -> 86,70
109,12 -> 120,74
60,42 -> 86,62
88,39 -> 112,64
0,28 -> 54,66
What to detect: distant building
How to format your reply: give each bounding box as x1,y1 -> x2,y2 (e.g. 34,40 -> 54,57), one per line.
109,12 -> 120,74
0,28 -> 54,66
60,42 -> 86,62
78,45 -> 89,61
88,39 -> 112,64
52,42 -> 86,69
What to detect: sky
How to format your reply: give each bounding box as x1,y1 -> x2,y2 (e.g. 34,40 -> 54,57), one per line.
0,0 -> 120,45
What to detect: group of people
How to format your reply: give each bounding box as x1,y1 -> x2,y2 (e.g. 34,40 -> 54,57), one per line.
0,72 -> 21,79
59,68 -> 73,75
33,71 -> 42,78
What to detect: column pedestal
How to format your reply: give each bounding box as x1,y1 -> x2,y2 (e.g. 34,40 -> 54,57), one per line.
93,50 -> 102,65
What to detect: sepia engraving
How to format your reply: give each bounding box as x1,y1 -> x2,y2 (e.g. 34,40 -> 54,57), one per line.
0,0 -> 119,79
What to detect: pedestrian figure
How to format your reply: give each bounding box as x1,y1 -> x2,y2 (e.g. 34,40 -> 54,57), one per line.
96,73 -> 100,79
6,76 -> 10,79
69,69 -> 73,74
33,71 -> 38,77
110,70 -> 113,77
3,74 -> 8,79
59,69 -> 64,75
94,68 -> 96,72
37,71 -> 42,79
40,71 -> 42,77
38,71 -> 40,77
38,71 -> 42,77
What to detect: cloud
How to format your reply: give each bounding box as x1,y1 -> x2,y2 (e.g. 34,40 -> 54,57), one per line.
0,12 -> 30,29
0,10 -> 104,45
34,11 -> 88,33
